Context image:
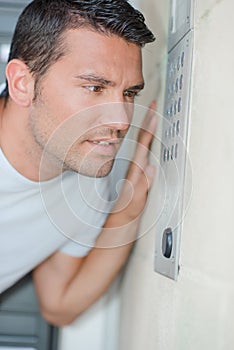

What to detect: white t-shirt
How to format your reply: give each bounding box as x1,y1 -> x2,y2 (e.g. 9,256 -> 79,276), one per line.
0,148 -> 113,293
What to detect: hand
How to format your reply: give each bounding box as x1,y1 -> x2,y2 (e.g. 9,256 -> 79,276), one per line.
114,101 -> 157,221
32,103 -> 157,325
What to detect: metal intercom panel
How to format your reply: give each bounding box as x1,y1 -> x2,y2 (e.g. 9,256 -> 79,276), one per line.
154,0 -> 194,280
168,0 -> 194,51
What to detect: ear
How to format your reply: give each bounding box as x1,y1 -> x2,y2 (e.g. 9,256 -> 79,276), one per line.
6,59 -> 34,107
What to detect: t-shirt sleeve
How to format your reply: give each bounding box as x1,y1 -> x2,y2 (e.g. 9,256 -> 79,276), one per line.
52,173 -> 111,257
57,161 -> 128,258
59,239 -> 93,257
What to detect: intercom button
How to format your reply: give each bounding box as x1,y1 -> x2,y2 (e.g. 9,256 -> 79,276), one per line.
174,100 -> 177,116
175,143 -> 178,159
178,97 -> 182,113
163,148 -> 167,162
176,120 -> 180,136
171,145 -> 174,160
175,78 -> 179,93
181,51 -> 185,67
170,105 -> 173,117
167,148 -> 170,161
170,62 -> 174,75
169,126 -> 172,138
180,74 -> 183,90
173,122 -> 177,137
177,56 -> 180,71
162,228 -> 173,259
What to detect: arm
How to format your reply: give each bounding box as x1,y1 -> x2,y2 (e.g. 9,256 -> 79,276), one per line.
33,102 -> 157,326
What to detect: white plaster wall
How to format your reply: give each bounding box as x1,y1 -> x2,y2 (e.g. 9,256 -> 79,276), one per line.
118,0 -> 234,349
59,278 -> 121,350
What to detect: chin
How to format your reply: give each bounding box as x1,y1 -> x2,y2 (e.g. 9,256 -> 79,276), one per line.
65,158 -> 114,178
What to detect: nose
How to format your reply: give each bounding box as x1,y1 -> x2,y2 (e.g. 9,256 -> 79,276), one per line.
99,101 -> 133,131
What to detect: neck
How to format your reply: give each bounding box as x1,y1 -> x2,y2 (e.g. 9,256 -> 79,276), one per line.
0,98 -> 61,182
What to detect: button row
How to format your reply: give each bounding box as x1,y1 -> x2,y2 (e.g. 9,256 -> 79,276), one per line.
167,97 -> 182,118
165,120 -> 180,139
169,51 -> 185,75
163,144 -> 178,162
178,51 -> 185,71
168,74 -> 183,95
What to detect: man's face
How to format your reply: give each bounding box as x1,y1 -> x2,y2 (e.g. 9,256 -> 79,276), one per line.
29,29 -> 144,177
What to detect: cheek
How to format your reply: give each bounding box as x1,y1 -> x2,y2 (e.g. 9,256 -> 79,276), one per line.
39,72 -> 93,118
33,90 -> 73,131
42,94 -> 96,130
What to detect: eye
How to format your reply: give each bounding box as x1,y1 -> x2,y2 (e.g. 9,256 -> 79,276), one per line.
123,90 -> 141,100
84,85 -> 104,93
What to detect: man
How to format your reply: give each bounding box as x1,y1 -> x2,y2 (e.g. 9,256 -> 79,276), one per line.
0,0 -> 156,325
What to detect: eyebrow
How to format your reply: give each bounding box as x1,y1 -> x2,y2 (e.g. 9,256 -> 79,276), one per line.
75,74 -> 115,87
75,73 -> 145,90
126,83 -> 145,91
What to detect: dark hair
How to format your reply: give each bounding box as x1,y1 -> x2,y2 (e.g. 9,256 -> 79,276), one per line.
1,0 -> 155,100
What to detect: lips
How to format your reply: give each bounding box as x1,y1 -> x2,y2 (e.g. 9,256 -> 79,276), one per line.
86,138 -> 122,156
88,138 -> 121,145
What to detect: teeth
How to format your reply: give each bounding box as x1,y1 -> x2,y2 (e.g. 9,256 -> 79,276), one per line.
93,141 -> 111,145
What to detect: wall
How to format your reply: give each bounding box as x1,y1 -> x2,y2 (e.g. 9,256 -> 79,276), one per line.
118,0 -> 234,349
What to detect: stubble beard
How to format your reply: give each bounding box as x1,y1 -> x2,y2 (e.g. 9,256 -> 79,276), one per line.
29,107 -> 119,179
63,151 -> 115,178
29,118 -> 117,178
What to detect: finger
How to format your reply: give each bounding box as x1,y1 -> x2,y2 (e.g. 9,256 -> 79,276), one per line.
144,164 -> 156,189
127,153 -> 156,186
132,114 -> 157,171
137,100 -> 157,147
129,164 -> 156,203
127,101 -> 157,182
141,100 -> 157,131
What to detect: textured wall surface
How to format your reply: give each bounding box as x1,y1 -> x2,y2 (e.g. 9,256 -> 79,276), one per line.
118,0 -> 234,349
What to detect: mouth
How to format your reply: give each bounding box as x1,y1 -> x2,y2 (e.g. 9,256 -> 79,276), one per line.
86,138 -> 122,156
90,139 -> 121,145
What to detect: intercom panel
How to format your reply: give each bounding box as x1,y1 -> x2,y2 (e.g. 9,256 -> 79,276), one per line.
154,0 -> 194,280
168,0 -> 194,51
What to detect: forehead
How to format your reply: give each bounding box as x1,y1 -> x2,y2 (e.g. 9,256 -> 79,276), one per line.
59,28 -> 143,81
